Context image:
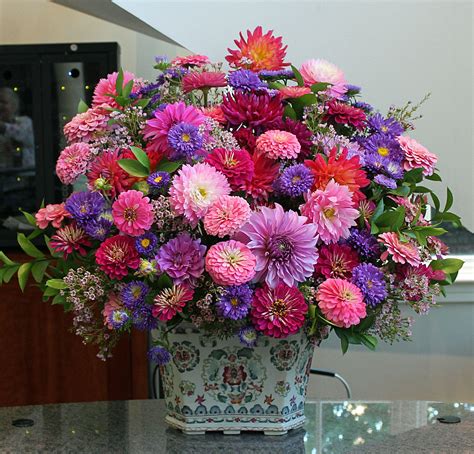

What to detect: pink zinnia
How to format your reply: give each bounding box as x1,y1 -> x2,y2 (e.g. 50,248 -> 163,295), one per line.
397,136 -> 437,176
63,106 -> 109,144
315,244 -> 360,279
299,59 -> 347,99
152,284 -> 194,321
205,240 -> 256,286
35,203 -> 70,229
300,180 -> 359,244
182,71 -> 227,93
102,293 -> 122,329
50,223 -> 91,259
256,130 -> 301,160
317,279 -> 367,328
56,142 -> 92,185
251,283 -> 307,338
92,71 -> 141,108
204,195 -> 251,238
378,232 -> 421,267
169,163 -> 231,226
95,235 -> 140,280
112,190 -> 154,237
171,54 -> 210,68
205,148 -> 254,191
278,86 -> 311,100
143,101 -> 205,154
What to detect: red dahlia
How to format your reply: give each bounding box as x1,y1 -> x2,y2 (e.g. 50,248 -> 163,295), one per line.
324,100 -> 367,130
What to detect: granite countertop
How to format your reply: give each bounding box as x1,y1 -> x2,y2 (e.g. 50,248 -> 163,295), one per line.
0,399 -> 473,453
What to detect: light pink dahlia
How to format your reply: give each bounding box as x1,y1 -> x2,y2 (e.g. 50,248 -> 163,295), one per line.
316,278 -> 367,328
143,101 -> 205,155
63,106 -> 110,144
299,59 -> 347,99
256,130 -> 301,160
152,284 -> 194,321
169,163 -> 231,226
203,195 -> 251,238
300,179 -> 359,244
251,283 -> 307,338
205,240 -> 256,286
35,203 -> 70,229
56,142 -> 92,185
397,136 -> 437,176
92,71 -> 141,108
112,190 -> 154,237
378,232 -> 421,267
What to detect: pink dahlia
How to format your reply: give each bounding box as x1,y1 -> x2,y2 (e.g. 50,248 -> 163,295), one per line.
56,142 -> 92,185
152,284 -> 194,321
256,130 -> 301,160
50,223 -> 91,259
143,102 -> 205,155
35,203 -> 70,229
251,283 -> 307,338
204,195 -> 251,238
112,190 -> 154,237
378,232 -> 421,267
397,136 -> 437,176
235,204 -> 318,288
169,163 -> 231,226
205,148 -> 254,190
182,71 -> 227,93
299,59 -> 347,99
300,180 -> 359,244
316,279 -> 367,328
315,243 -> 360,279
63,106 -> 109,144
205,240 -> 256,286
277,117 -> 313,158
95,235 -> 140,280
92,71 -> 141,108
278,86 -> 311,100
171,54 -> 210,68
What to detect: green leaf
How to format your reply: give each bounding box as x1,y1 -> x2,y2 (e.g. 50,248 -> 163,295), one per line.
429,258 -> 464,274
17,233 -> 44,259
122,79 -> 134,98
46,278 -> 67,290
0,251 -> 16,266
77,99 -> 89,114
31,260 -> 49,283
411,226 -> 447,237
371,199 -> 385,223
294,93 -> 318,106
267,81 -> 285,90
43,286 -> 59,297
52,293 -> 66,306
434,211 -> 462,227
374,206 -> 406,231
412,186 -> 431,194
356,314 -> 376,332
291,65 -> 304,86
18,262 -> 32,292
157,158 -> 182,174
283,104 -> 297,120
20,210 -> 37,227
308,304 -> 316,320
360,334 -> 378,351
157,273 -> 173,290
335,329 -> 349,354
135,98 -> 150,108
430,191 -> 440,212
115,96 -> 128,107
310,82 -> 330,93
389,185 -> 411,197
118,159 -> 149,177
444,187 -> 453,212
129,146 -> 150,172
426,172 -> 442,182
2,265 -> 19,283
115,68 -> 124,96
404,168 -> 424,184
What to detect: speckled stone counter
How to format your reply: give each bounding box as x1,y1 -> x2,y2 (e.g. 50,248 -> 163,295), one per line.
1,399 -> 473,453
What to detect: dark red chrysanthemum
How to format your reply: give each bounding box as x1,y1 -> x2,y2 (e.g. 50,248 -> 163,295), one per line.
221,91 -> 283,130
233,128 -> 257,152
324,100 -> 367,130
276,117 -> 313,158
243,151 -> 280,201
315,244 -> 360,279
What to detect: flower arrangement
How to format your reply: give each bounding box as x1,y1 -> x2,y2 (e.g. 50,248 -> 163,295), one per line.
0,27 -> 463,363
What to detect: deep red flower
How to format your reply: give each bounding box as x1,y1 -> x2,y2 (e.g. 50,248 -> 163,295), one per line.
232,128 -> 257,152
324,100 -> 367,130
315,244 -> 360,279
95,235 -> 140,280
243,151 -> 280,201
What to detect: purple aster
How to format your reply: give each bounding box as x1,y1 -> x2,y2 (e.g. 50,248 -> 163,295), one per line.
368,113 -> 404,137
258,69 -> 295,79
135,232 -> 158,257
374,174 -> 397,189
167,122 -> 203,160
353,101 -> 373,113
228,69 -> 267,92
275,164 -> 314,197
148,346 -> 171,365
217,284 -> 253,320
108,310 -> 130,329
235,204 -> 318,288
132,303 -> 158,330
156,232 -> 206,285
363,133 -> 403,162
65,191 -> 105,226
345,84 -> 361,94
147,171 -> 170,190
384,159 -> 404,180
138,81 -> 163,96
84,217 -> 113,241
347,228 -> 380,261
154,55 -> 168,64
163,67 -> 188,79
238,326 -> 258,347
120,281 -> 149,310
352,263 -> 387,307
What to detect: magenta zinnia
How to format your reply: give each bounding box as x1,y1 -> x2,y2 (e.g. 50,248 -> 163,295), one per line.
182,71 -> 227,93
95,235 -> 140,280
112,190 -> 154,237
50,223 -> 91,259
251,283 -> 307,338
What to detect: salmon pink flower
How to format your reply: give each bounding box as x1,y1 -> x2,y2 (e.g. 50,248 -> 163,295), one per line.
182,71 -> 227,93
56,142 -> 92,185
92,71 -> 141,108
171,54 -> 210,68
256,130 -> 301,160
35,203 -> 70,229
278,86 -> 311,99
397,135 -> 437,176
204,195 -> 251,238
378,232 -> 421,267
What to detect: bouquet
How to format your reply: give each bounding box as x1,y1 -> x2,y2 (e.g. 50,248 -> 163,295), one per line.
0,27 -> 463,363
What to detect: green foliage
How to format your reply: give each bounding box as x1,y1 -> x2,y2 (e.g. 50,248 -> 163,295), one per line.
157,158 -> 183,174
310,82 -> 330,93
429,258 -> 464,274
129,146 -> 150,171
283,104 -> 297,120
371,206 -> 405,233
46,278 -> 67,290
17,233 -> 44,259
115,68 -> 124,96
291,65 -> 304,86
77,99 -> 89,114
118,159 -> 149,177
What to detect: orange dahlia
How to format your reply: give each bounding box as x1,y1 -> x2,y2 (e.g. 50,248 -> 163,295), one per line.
226,26 -> 288,72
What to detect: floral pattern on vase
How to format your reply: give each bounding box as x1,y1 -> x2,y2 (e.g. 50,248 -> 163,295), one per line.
274,380 -> 291,397
294,340 -> 314,396
270,340 -> 300,371
172,341 -> 200,372
179,380 -> 196,397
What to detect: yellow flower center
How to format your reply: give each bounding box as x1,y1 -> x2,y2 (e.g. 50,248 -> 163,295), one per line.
154,176 -> 163,183
182,133 -> 191,142
132,286 -> 142,298
141,238 -> 150,248
292,176 -> 301,184
377,147 -> 389,157
323,207 -> 336,219
230,298 -> 239,306
381,126 -> 388,133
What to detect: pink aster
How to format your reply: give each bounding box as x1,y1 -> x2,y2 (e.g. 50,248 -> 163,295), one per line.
50,223 -> 91,259
278,86 -> 311,100
316,278 -> 367,328
169,162 -> 231,226
299,59 -> 348,99
205,240 -> 256,286
315,243 -> 360,279
92,71 -> 141,108
95,235 -> 140,280
143,101 -> 205,155
378,232 -> 421,267
63,106 -> 110,144
204,195 -> 251,238
112,190 -> 154,237
171,54 -> 211,68
397,136 -> 438,176
152,284 -> 194,321
251,283 -> 308,338
35,203 -> 71,229
256,129 -> 301,160
56,142 -> 92,185
300,180 -> 359,244
182,71 -> 227,93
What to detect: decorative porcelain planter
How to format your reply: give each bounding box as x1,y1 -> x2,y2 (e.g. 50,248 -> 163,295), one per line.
158,326 -> 315,435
